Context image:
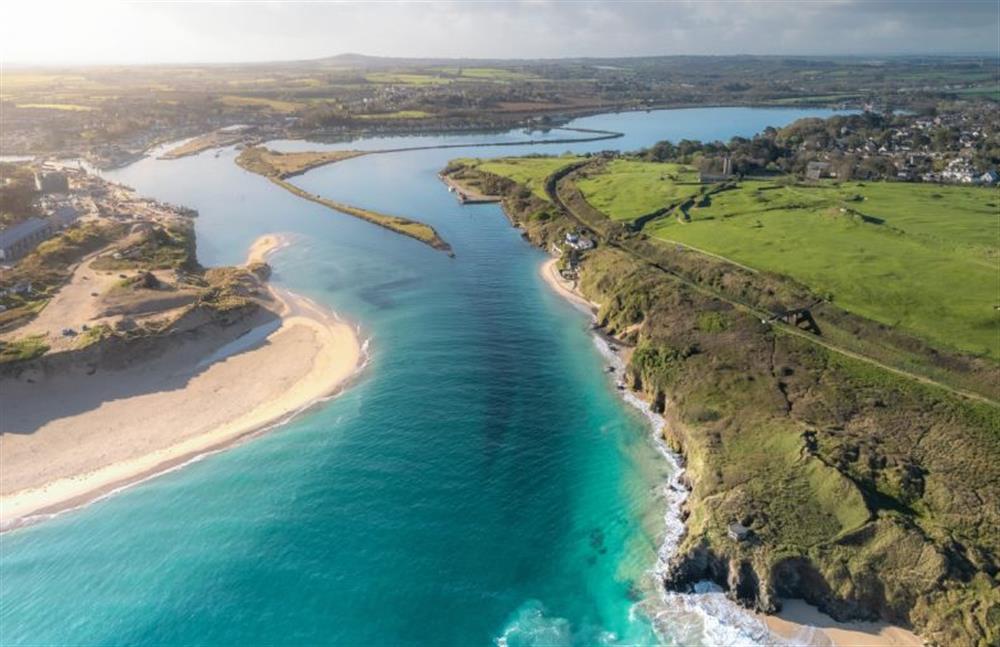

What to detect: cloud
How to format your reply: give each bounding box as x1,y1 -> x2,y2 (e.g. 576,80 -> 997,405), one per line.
2,0 -> 997,65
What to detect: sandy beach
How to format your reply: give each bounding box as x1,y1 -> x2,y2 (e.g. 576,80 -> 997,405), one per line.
0,234 -> 364,530
539,257 -> 600,313
764,600 -> 924,646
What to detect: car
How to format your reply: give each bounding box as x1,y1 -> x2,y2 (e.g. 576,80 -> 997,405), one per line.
61,328 -> 77,337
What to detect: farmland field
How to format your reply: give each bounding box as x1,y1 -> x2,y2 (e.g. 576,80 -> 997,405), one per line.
15,103 -> 96,111
218,95 -> 304,113
433,66 -> 538,82
634,178 -> 1000,358
356,110 -> 432,119
575,159 -> 702,220
364,72 -> 451,85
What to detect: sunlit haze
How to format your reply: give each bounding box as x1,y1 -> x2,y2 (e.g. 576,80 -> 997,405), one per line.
2,0 -> 999,65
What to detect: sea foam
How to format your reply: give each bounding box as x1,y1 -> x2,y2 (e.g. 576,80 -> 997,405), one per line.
591,333 -> 771,646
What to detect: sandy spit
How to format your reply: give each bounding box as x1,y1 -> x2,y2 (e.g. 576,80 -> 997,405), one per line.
0,234 -> 365,531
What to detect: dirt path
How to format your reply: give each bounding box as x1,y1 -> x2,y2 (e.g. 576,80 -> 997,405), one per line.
1,251 -> 123,352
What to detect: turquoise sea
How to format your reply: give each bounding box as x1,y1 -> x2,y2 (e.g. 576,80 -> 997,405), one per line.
1,108 -> 846,646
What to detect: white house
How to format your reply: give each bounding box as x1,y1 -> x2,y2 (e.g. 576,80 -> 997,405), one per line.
564,231 -> 595,251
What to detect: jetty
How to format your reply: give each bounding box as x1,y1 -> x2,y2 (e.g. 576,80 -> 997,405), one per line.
438,173 -> 502,204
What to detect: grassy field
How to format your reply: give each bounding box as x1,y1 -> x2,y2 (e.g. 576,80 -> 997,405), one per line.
433,66 -> 538,82
218,95 -> 304,113
356,110 -> 432,119
460,156 -> 585,201
953,84 -> 1000,99
15,103 -> 96,111
575,159 -> 702,220
364,72 -> 451,85
635,178 -> 1000,358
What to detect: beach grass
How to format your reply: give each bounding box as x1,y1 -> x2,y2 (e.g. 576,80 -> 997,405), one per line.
0,335 -> 50,364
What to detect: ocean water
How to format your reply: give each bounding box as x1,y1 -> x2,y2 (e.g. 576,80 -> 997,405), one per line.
0,107 -> 846,646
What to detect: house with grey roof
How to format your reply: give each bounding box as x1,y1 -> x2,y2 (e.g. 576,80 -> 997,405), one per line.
0,218 -> 55,262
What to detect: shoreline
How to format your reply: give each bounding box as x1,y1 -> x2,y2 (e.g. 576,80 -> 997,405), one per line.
538,257 -> 600,314
0,234 -> 366,532
763,600 -> 924,647
536,256 -> 924,647
438,172 -> 502,204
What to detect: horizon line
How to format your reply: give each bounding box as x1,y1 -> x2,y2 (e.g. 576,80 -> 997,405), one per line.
4,51 -> 999,69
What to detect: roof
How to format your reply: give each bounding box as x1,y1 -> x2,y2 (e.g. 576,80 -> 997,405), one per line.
53,205 -> 79,225
0,218 -> 51,249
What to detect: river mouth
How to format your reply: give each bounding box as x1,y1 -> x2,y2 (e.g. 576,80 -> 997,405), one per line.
0,107 -> 849,646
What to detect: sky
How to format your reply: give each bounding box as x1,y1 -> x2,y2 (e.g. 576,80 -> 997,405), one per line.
1,1 -> 998,65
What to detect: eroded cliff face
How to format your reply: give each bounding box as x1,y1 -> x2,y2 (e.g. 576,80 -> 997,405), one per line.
463,164 -> 1000,647
595,254 -> 999,647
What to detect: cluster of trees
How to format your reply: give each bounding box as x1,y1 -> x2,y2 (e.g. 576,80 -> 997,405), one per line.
638,106 -> 1000,181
